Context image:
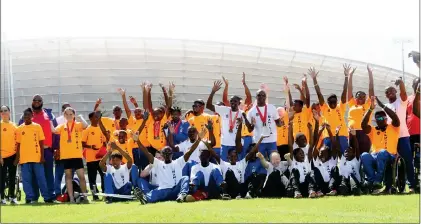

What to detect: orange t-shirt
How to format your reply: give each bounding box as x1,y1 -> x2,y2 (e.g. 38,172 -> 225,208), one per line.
292,106 -> 312,141
128,116 -> 150,147
187,113 -> 210,140
321,103 -> 348,138
146,116 -> 168,150
1,121 -> 17,158
348,98 -> 372,130
57,122 -> 84,160
276,115 -> 289,146
241,110 -> 253,137
16,123 -> 45,164
210,115 -> 221,148
368,125 -> 399,155
82,125 -> 105,162
101,117 -> 120,133
114,138 -> 135,164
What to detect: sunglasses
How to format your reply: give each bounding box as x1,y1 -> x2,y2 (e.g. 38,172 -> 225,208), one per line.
376,116 -> 386,121
33,99 -> 42,102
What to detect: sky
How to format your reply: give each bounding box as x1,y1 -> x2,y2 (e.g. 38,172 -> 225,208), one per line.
1,0 -> 420,74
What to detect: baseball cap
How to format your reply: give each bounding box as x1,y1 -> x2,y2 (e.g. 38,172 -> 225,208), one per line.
194,99 -> 205,105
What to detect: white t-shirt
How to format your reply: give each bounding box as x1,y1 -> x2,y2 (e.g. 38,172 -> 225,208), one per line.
106,164 -> 131,189
313,157 -> 338,182
190,163 -> 221,186
247,104 -> 280,143
220,158 -> 248,183
152,157 -> 186,189
144,164 -> 159,186
177,140 -> 207,163
56,115 -> 66,125
385,98 -> 409,137
290,159 -> 311,183
338,156 -> 361,182
215,105 -> 244,146
266,161 -> 289,175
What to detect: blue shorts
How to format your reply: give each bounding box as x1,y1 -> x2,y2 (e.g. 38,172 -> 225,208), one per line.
258,142 -> 277,159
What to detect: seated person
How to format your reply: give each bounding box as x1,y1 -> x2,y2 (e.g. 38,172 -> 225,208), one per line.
257,151 -> 290,198
186,147 -> 227,202
133,124 -> 208,204
99,142 -> 134,204
335,128 -> 363,196
131,151 -> 164,190
242,146 -> 268,199
361,96 -> 400,194
211,118 -> 267,199
311,123 -> 341,197
286,111 -> 318,198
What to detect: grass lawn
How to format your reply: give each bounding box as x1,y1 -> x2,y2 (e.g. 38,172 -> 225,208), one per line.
1,195 -> 419,223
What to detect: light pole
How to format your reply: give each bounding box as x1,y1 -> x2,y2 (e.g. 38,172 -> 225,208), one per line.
393,38 -> 412,83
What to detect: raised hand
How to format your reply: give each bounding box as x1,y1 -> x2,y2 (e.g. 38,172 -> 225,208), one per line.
222,76 -> 229,86
307,67 -> 319,79
367,65 -> 373,76
242,72 -> 246,85
319,123 -> 326,132
129,96 -> 137,104
393,77 -> 404,86
348,127 -> 356,136
283,76 -> 289,85
302,74 -> 308,84
312,109 -> 320,121
236,117 -> 243,125
292,84 -> 301,91
169,82 -> 175,92
343,64 -> 357,77
335,125 -> 342,135
198,127 -> 208,139
206,118 -> 213,131
212,80 -> 223,93
117,88 -> 126,96
256,152 -> 264,159
133,131 -> 140,142
168,125 -> 175,134
96,98 -> 102,105
251,117 -> 257,125
260,83 -> 269,92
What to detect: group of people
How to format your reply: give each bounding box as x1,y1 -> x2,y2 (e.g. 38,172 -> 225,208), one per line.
0,56 -> 420,204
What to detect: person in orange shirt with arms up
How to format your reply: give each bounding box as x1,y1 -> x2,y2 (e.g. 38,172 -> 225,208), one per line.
14,108 -> 54,204
360,96 -> 400,194
347,65 -> 374,157
82,112 -> 106,201
310,66 -> 349,153
50,107 -> 89,203
0,105 -> 18,205
94,98 -> 123,134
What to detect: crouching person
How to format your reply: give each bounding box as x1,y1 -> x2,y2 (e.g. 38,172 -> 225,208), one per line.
186,147 -> 227,202
133,125 -> 208,204
257,151 -> 290,198
99,142 -> 134,204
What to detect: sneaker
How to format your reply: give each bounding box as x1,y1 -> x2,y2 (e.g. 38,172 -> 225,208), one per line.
185,195 -> 196,203
316,191 -> 324,197
105,197 -> 113,204
221,194 -> 231,200
308,191 -> 316,198
235,194 -> 242,200
133,188 -> 147,205
10,198 -> 19,205
1,199 -> 7,205
294,191 -> 302,198
244,192 -> 253,199
326,190 -> 337,196
80,196 -> 90,204
176,193 -> 187,203
371,183 -> 384,195
44,199 -> 56,204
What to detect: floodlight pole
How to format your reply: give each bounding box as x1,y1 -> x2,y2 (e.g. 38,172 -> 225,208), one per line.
394,38 -> 412,83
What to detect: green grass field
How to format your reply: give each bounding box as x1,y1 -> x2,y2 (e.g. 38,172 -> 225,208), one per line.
1,195 -> 419,223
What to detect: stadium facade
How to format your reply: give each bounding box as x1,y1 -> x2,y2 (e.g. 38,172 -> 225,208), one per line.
1,37 -> 417,122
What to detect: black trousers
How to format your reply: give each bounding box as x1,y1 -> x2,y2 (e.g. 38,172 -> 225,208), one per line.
244,173 -> 266,197
262,170 -> 290,198
287,168 -> 316,197
225,170 -> 247,198
313,166 -> 341,194
0,154 -> 17,199
410,135 -> 420,169
86,161 -> 104,198
337,173 -> 362,195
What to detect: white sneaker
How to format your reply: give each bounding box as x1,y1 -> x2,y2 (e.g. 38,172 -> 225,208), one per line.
10,198 -> 19,205
244,192 -> 253,199
235,195 -> 242,200
1,199 -> 7,205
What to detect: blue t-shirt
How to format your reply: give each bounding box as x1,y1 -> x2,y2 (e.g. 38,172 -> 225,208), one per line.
244,158 -> 267,180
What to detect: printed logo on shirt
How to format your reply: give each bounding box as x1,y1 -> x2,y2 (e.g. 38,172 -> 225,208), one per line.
3,128 -> 6,131
22,131 -> 25,135
91,132 -> 95,135
377,131 -> 380,135
64,128 -> 67,131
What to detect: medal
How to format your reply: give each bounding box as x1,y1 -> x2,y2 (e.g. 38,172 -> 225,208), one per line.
66,119 -> 75,144
229,109 -> 239,133
256,105 -> 267,126
153,120 -> 160,140
173,120 -> 181,134
229,129 -> 233,133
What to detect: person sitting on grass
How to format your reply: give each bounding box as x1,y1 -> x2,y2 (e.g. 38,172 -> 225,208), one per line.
361,96 -> 400,194
256,151 -> 290,198
211,117 -> 267,199
133,124 -> 208,204
286,111 -> 318,199
99,141 -> 134,204
242,149 -> 267,199
131,151 -> 164,191
335,127 -> 363,196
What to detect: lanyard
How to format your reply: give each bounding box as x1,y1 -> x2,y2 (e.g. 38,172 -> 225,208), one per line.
256,105 -> 268,126
66,119 -> 75,143
173,120 -> 182,134
153,121 -> 161,139
229,109 -> 239,132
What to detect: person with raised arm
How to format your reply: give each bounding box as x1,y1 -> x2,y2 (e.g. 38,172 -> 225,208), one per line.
0,105 -> 18,205
407,77 -> 420,192
309,66 -> 349,153
245,86 -> 283,160
384,76 -> 415,193
133,127 -> 208,204
347,65 -> 374,157
99,141 -> 134,204
361,96 -> 401,194
14,108 -> 54,204
49,107 -> 89,203
186,96 -> 211,140
94,97 -> 123,134
206,79 -> 244,162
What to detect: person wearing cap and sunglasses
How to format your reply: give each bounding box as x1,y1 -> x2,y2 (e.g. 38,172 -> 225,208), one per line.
384,76 -> 416,194
309,66 -> 349,154
186,99 -> 211,140
0,105 -> 19,205
361,96 -> 401,194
